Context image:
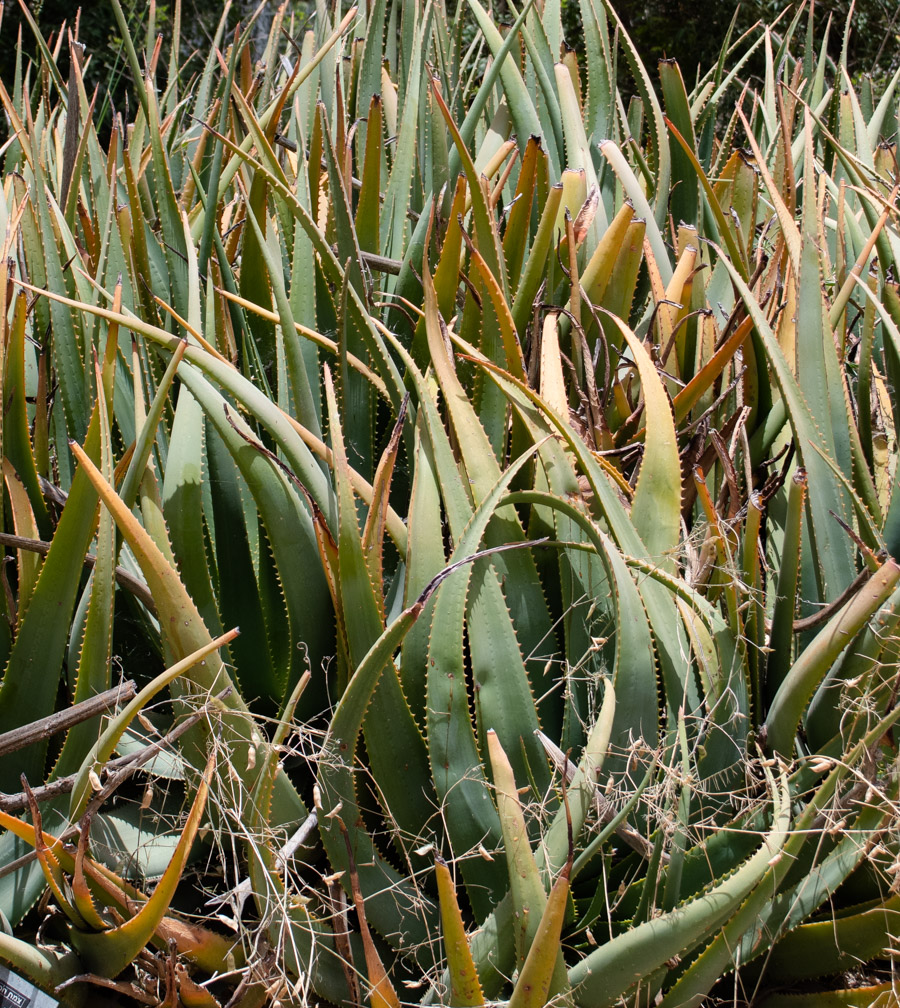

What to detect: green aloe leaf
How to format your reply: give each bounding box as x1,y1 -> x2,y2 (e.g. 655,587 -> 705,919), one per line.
764,558 -> 900,755
568,772 -> 790,1007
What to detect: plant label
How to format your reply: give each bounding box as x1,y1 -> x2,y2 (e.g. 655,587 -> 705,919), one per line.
0,968 -> 57,1008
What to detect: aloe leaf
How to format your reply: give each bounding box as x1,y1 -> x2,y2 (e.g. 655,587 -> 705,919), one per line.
238,197 -> 322,440
658,772 -> 893,1007
67,628 -> 239,821
4,292 -> 51,536
580,200 -> 635,305
171,362 -> 332,702
503,489 -> 659,762
0,395 -> 112,790
665,118 -> 750,280
0,932 -> 80,1001
712,250 -> 860,601
64,438 -> 307,830
459,0 -> 549,175
32,177 -> 89,444
556,63 -> 607,236
672,315 -> 753,424
659,60 -> 699,228
764,558 -> 900,755
430,92 -> 507,302
506,861 -> 572,1008
599,140 -> 673,284
764,893 -> 900,983
511,183 -> 564,334
755,983 -> 900,1008
162,385 -> 223,637
467,353 -> 698,724
806,588 -> 900,749
599,0 -> 671,228
765,469 -> 807,703
316,592 -> 441,954
205,427 -> 280,709
422,268 -> 556,725
207,7 -> 360,208
568,772 -> 790,1007
435,856 -> 486,1008
605,313 -> 681,565
52,354 -> 119,777
380,4 -> 430,274
14,282 -> 339,518
341,822 -> 403,1008
487,731 -> 551,969
466,239 -> 527,383
2,461 -> 41,616
540,680 -> 615,879
425,447 -> 545,917
323,367 -> 435,842
70,755 -> 213,978
355,93 -> 383,254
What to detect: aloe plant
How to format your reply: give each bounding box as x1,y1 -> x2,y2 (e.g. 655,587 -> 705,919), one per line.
0,0 -> 898,1005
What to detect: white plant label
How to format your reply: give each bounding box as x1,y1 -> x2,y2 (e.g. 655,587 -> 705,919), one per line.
0,967 -> 57,1008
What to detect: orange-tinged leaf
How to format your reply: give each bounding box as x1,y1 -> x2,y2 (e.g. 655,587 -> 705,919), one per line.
658,244 -> 698,381
71,753 -> 216,977
506,864 -> 572,1008
671,315 -> 753,425
340,822 -> 402,1008
435,857 -> 485,1008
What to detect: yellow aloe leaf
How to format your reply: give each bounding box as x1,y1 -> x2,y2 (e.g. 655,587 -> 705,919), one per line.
580,201 -> 635,305
2,458 -> 42,612
658,244 -> 698,382
776,268 -> 798,375
70,753 -> 215,977
0,798 -> 237,974
435,857 -> 485,1008
487,729 -> 547,966
78,856 -> 240,975
64,437 -> 282,803
380,63 -> 398,138
598,218 -> 647,354
540,312 -> 569,420
432,175 -> 468,320
643,231 -> 667,309
486,730 -> 568,1001
555,169 -> 587,237
506,862 -> 572,1008
606,315 -> 682,566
